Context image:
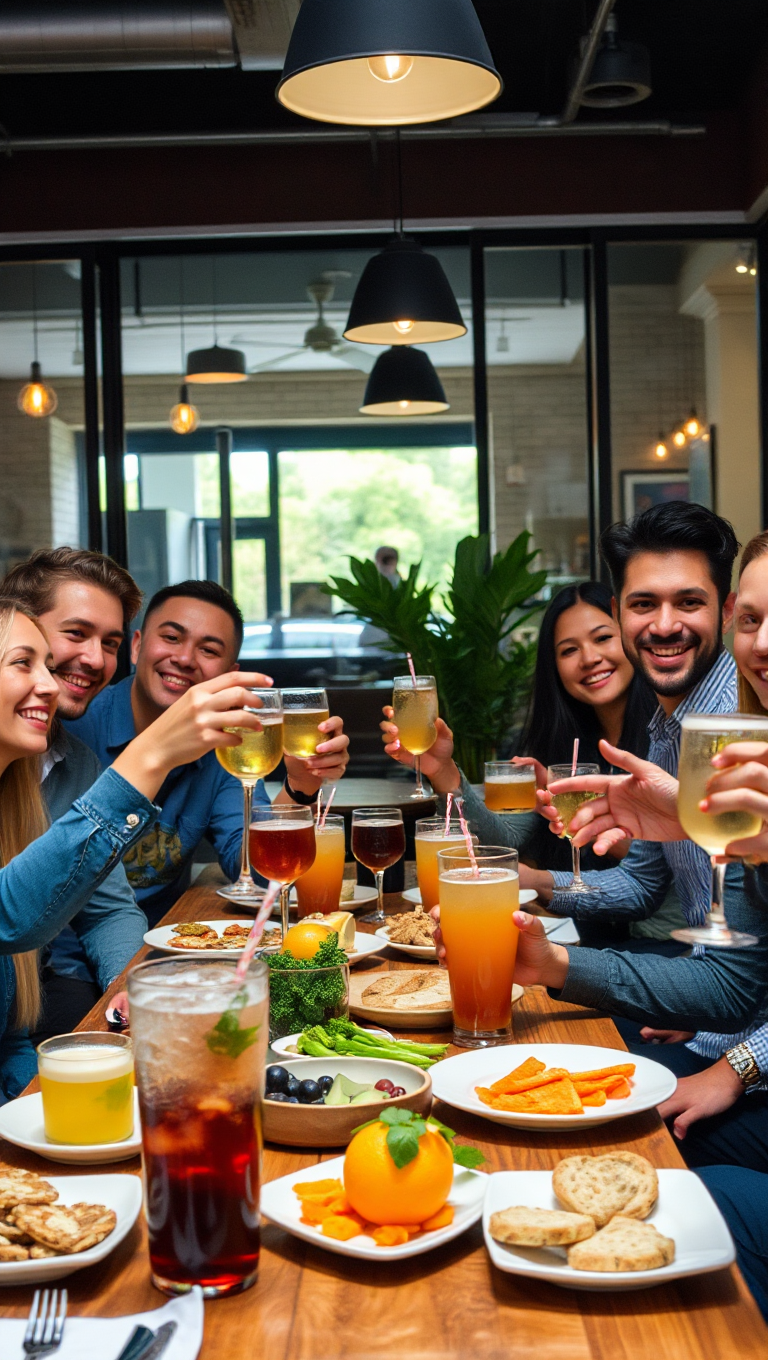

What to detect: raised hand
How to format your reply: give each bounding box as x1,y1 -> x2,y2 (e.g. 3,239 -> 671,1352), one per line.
284,714 -> 350,793
380,707 -> 460,793
702,741 -> 768,860
542,739 -> 685,855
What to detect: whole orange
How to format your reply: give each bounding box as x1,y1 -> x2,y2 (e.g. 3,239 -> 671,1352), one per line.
343,1119 -> 454,1225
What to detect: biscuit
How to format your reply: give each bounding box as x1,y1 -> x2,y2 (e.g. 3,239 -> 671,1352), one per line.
0,1242 -> 30,1261
29,1245 -> 59,1259
0,1166 -> 58,1210
0,1217 -> 32,1242
553,1153 -> 658,1227
567,1215 -> 675,1272
11,1201 -> 116,1254
489,1205 -> 596,1248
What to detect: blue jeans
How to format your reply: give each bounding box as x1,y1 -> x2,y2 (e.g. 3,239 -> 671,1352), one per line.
696,1166 -> 768,1321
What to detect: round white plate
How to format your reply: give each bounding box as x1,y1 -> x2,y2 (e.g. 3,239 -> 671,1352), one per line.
0,1173 -> 142,1285
0,1090 -> 142,1164
143,919 -> 281,959
261,1154 -> 486,1260
402,887 -> 538,908
483,1169 -> 734,1290
215,885 -> 379,912
347,932 -> 387,966
430,1043 -> 677,1131
374,925 -> 437,960
270,1026 -> 394,1059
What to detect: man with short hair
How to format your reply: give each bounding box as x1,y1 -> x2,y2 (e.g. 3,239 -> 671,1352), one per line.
2,546 -> 149,1037
69,579 -> 349,926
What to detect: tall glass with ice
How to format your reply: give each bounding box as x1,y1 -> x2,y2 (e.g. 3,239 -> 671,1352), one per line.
128,958 -> 268,1298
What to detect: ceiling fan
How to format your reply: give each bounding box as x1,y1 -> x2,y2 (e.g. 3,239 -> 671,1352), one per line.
231,278 -> 376,374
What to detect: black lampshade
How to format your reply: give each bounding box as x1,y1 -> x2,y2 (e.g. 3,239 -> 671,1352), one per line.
579,18 -> 651,108
185,344 -> 248,384
277,0 -> 501,127
360,346 -> 449,415
345,239 -> 466,347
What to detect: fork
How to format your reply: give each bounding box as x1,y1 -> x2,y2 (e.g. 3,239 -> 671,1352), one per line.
23,1288 -> 68,1356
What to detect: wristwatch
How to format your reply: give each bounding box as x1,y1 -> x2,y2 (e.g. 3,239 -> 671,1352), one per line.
283,776 -> 319,806
725,1042 -> 762,1088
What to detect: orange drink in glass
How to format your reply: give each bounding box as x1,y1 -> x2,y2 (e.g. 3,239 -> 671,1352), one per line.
484,761 -> 537,813
295,815 -> 346,918
437,845 -> 519,1047
414,817 -> 472,910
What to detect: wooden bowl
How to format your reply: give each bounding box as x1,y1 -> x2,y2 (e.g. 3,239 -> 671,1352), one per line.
262,1057 -> 433,1148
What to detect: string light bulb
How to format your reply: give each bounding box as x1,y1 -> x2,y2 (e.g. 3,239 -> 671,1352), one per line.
367,54 -> 414,83
672,428 -> 686,448
169,383 -> 199,435
654,435 -> 668,460
735,243 -> 756,276
18,361 -> 57,418
684,410 -> 701,438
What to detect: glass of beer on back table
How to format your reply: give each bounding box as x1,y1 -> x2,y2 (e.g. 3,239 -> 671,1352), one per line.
295,814 -> 346,917
415,817 -> 470,910
393,674 -> 438,800
547,762 -> 600,894
215,688 -> 284,904
438,845 -> 519,1047
281,687 -> 330,760
673,713 -> 768,949
351,806 -> 405,924
250,804 -> 316,940
485,761 -> 537,813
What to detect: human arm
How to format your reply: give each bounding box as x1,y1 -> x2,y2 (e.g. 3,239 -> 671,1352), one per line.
277,714 -> 350,801
0,1019 -> 37,1103
69,862 -> 148,993
380,707 -> 462,793
540,740 -> 686,854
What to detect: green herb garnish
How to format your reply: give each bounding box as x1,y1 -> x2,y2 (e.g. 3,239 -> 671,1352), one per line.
267,934 -> 348,1039
351,1107 -> 486,1171
206,985 -> 259,1058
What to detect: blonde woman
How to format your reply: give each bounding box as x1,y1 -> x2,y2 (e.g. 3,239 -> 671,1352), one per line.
0,597 -> 269,1101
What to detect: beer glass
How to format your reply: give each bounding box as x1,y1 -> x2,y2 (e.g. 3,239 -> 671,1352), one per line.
414,816 -> 471,910
129,957 -> 268,1297
438,845 -> 519,1047
485,761 -> 537,813
249,804 -> 317,940
351,806 -> 405,924
674,713 -> 768,947
393,674 -> 438,800
216,688 -> 284,905
295,814 -> 346,917
281,687 -> 330,760
38,1032 -> 133,1145
547,763 -> 600,893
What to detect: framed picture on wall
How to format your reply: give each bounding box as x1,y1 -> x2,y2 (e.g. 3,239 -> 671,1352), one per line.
621,469 -> 690,521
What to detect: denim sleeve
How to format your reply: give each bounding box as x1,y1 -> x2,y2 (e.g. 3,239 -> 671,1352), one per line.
69,860 -> 148,992
205,767 -> 270,885
438,773 -> 540,850
0,1026 -> 37,1103
548,838 -> 674,921
552,864 -> 768,1032
0,767 -> 157,954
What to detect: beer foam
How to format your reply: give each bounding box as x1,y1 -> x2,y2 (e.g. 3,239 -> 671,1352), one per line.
681,713 -> 768,732
39,1045 -> 132,1083
485,772 -> 535,783
439,867 -> 518,884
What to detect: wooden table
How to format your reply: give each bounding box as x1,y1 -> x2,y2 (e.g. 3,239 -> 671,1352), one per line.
1,884 -> 766,1359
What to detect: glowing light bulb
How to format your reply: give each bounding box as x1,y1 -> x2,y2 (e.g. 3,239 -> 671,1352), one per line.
655,439 -> 668,460
18,362 -> 57,418
367,54 -> 415,83
750,266 -> 758,276
673,429 -> 686,448
684,413 -> 701,437
393,319 -> 415,335
736,263 -> 749,274
169,384 -> 199,435
399,400 -> 410,409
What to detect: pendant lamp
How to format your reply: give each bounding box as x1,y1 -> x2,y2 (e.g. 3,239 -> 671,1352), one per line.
345,237 -> 466,346
277,0 -> 502,127
186,257 -> 248,384
18,265 -> 58,418
170,383 -> 200,434
360,346 -> 449,415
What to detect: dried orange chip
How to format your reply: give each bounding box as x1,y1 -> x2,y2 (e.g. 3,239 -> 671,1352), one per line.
489,1074 -> 584,1115
294,1178 -> 344,1198
606,1077 -> 631,1099
372,1225 -> 411,1246
488,1056 -> 545,1092
299,1202 -> 336,1225
321,1215 -> 364,1241
487,1067 -> 568,1096
422,1205 -> 455,1231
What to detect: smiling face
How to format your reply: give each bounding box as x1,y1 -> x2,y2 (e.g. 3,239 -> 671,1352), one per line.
131,595 -> 239,716
0,612 -> 58,766
617,549 -> 726,703
37,579 -> 124,720
733,554 -> 768,711
553,601 -> 635,710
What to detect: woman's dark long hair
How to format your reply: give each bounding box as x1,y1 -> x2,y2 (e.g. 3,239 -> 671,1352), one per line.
518,582 -> 656,771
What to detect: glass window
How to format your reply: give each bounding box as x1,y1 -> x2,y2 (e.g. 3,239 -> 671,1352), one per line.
233,537 -> 267,626
231,450 -> 269,518
125,448 -> 221,603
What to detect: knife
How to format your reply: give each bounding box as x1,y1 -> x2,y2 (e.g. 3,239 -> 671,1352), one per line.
136,1321 -> 178,1360
114,1325 -> 155,1360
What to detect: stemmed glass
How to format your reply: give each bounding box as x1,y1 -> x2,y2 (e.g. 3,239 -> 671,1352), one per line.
281,687 -> 330,760
546,763 -> 601,894
249,805 -> 317,941
393,674 -> 438,800
351,807 -> 405,925
215,688 -> 284,905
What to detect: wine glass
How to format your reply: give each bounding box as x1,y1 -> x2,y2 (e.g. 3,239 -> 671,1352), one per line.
351,807 -> 405,925
546,763 -> 601,894
392,675 -> 438,800
249,804 -> 317,941
281,687 -> 330,760
215,688 -> 283,905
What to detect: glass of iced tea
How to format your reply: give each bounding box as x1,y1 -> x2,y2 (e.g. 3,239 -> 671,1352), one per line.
351,806 -> 405,924
38,1032 -> 134,1145
414,817 -> 471,910
281,688 -> 330,760
392,674 -> 438,799
129,957 -> 268,1298
295,814 -> 346,918
215,687 -> 284,906
484,761 -> 537,814
249,804 -> 316,940
437,845 -> 519,1048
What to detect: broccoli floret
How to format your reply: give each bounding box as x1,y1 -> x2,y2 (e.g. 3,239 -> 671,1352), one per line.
267,939 -> 348,1040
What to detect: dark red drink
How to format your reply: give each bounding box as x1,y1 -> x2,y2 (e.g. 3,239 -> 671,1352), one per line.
141,1094 -> 261,1296
249,821 -> 316,882
352,819 -> 406,872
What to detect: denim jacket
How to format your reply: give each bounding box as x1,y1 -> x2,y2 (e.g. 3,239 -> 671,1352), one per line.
0,766 -> 158,1103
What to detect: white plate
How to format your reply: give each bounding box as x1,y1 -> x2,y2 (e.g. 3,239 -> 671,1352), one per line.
261,1154 -> 486,1260
347,932 -> 387,966
270,1026 -> 394,1059
0,1172 -> 143,1286
374,926 -> 437,960
0,1091 -> 142,1165
430,1043 -> 677,1131
144,919 -> 281,959
402,887 -> 538,908
540,917 -> 580,944
282,885 -> 379,915
483,1169 -> 735,1290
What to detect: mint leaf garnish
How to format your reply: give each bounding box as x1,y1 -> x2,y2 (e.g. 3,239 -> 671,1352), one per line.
386,1123 -> 421,1168
206,986 -> 259,1059
451,1144 -> 486,1170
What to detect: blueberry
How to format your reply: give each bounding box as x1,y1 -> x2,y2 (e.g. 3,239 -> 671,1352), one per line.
266,1065 -> 291,1094
298,1078 -> 322,1104
317,1075 -> 334,1096
285,1074 -> 301,1098
287,1095 -> 300,1103
267,1092 -> 290,1103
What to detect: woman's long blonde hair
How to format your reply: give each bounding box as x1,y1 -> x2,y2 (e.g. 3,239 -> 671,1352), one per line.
0,599 -> 51,1029
735,532 -> 768,716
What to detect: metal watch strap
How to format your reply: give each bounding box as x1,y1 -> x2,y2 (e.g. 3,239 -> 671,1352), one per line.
283,777 -> 319,806
725,1042 -> 762,1088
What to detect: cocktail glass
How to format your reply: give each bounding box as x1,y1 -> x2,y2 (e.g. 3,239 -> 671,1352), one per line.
393,674 -> 438,800
249,804 -> 316,940
546,763 -> 601,893
281,687 -> 330,760
37,1032 -> 133,1145
216,688 -> 283,905
414,817 -> 471,910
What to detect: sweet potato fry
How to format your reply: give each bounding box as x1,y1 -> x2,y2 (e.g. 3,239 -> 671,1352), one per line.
581,1090 -> 607,1106
485,1067 -> 569,1097
486,1075 -> 584,1115
606,1076 -> 631,1099
568,1063 -> 635,1082
488,1056 -> 545,1091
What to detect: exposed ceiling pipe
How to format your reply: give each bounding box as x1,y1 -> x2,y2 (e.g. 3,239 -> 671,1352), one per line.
535,0 -> 618,130
0,1 -> 235,72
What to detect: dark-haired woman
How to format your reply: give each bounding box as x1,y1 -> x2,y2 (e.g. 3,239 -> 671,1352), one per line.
381,581 -> 684,945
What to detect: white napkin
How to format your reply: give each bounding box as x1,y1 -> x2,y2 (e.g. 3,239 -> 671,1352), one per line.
1,1285 -> 203,1359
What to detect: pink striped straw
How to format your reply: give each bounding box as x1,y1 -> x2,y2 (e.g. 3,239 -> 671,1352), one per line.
571,737 -> 580,777
319,784 -> 336,829
406,652 -> 417,685
235,880 -> 281,981
444,790 -> 453,837
315,787 -> 323,827
455,796 -> 480,878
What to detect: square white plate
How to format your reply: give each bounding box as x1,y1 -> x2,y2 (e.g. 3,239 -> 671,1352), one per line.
0,1091 -> 141,1164
483,1169 -> 735,1290
261,1154 -> 486,1260
429,1043 -> 677,1130
0,1173 -> 143,1286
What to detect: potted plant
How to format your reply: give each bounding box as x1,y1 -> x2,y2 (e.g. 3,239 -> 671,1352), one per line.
326,532 -> 546,783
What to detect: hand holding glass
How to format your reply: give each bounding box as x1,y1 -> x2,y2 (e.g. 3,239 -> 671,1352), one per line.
547,763 -> 600,893
216,688 -> 284,904
392,675 -> 438,799
281,687 -> 330,761
485,761 -> 537,813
